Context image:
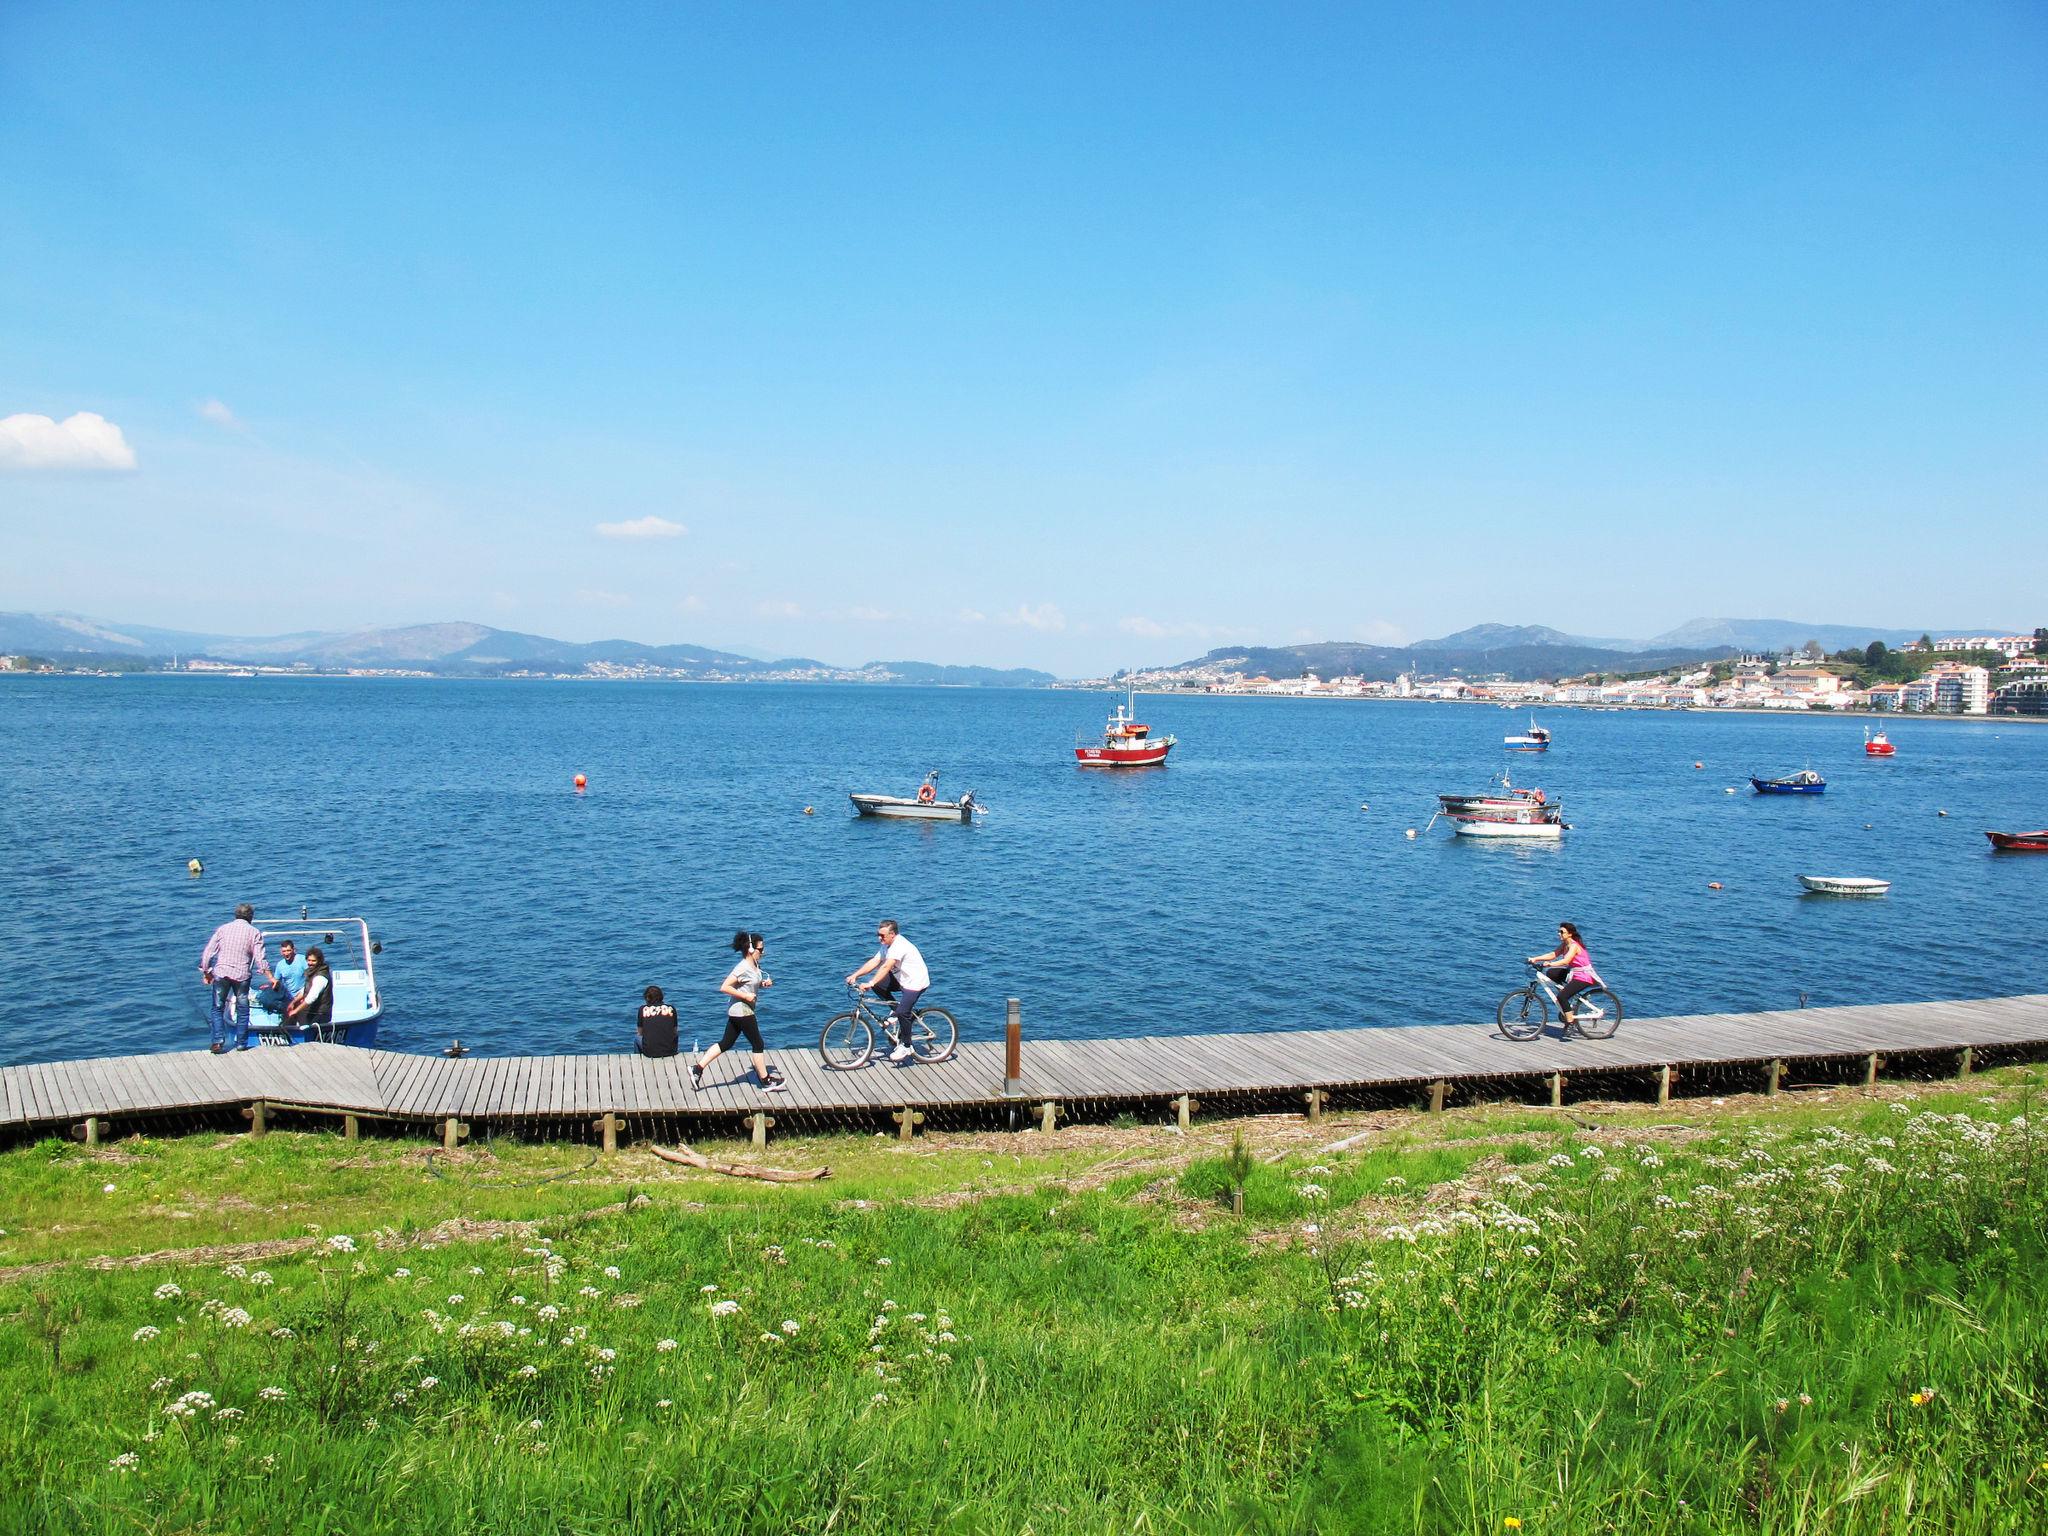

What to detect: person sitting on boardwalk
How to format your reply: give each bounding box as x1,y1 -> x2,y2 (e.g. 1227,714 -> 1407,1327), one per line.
1529,922 -> 1599,1025
636,985 -> 679,1058
282,947 -> 333,1040
256,939 -> 306,1020
692,932 -> 785,1093
846,919 -> 929,1063
199,903 -> 275,1054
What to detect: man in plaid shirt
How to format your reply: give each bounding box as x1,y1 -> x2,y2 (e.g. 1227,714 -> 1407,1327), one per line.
200,903 -> 274,1053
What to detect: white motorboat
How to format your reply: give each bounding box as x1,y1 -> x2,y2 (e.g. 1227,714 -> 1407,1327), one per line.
1797,875 -> 1891,896
1503,718 -> 1551,752
1452,816 -> 1565,839
850,772 -> 981,823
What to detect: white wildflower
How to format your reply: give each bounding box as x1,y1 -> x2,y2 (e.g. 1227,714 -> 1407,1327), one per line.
132,1325 -> 161,1342
153,1283 -> 182,1301
325,1235 -> 357,1254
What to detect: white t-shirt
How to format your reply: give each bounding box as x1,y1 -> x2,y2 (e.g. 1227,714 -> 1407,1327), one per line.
876,936 -> 929,991
724,959 -> 764,1018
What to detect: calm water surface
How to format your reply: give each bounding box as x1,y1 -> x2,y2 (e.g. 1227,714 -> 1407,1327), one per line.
2,678 -> 2043,1064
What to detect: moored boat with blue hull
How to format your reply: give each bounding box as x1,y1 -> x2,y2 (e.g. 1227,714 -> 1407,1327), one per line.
1752,770 -> 1826,795
216,914 -> 384,1048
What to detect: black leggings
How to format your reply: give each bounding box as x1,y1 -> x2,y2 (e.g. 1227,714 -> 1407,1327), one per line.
1546,966 -> 1592,1018
716,1012 -> 765,1053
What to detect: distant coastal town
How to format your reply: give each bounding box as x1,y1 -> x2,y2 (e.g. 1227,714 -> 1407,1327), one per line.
6,627 -> 2045,716
1092,632 -> 2048,717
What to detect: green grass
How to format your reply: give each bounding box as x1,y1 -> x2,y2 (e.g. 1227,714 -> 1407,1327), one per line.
3,1074 -> 2047,1533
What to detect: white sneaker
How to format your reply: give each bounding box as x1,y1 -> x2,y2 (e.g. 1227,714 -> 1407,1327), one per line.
888,1044 -> 914,1062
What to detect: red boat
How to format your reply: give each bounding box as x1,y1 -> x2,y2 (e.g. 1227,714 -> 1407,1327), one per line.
1986,830 -> 2048,852
1075,688 -> 1175,767
1864,727 -> 1895,757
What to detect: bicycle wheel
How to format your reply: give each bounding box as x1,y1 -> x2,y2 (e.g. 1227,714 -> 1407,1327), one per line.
1569,988 -> 1622,1040
1497,988 -> 1548,1040
819,1012 -> 874,1069
908,1006 -> 957,1063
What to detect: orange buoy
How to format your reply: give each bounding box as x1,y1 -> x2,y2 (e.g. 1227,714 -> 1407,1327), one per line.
1693,761 -> 1703,770
574,774 -> 587,792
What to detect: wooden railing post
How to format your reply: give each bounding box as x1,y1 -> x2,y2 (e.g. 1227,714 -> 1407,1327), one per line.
893,1107 -> 924,1142
441,1117 -> 468,1151
1864,1053 -> 1883,1088
751,1112 -> 773,1148
592,1113 -> 622,1154
1004,998 -> 1024,1098
343,1112 -> 360,1141
1765,1060 -> 1785,1097
244,1101 -> 267,1138
1547,1072 -> 1563,1109
1657,1065 -> 1673,1106
1037,1102 -> 1060,1134
1174,1094 -> 1198,1132
1426,1081 -> 1446,1115
1304,1088 -> 1329,1123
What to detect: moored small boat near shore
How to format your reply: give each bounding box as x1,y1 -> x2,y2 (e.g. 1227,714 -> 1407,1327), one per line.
850,772 -> 980,823
1753,770 -> 1826,794
1865,726 -> 1895,757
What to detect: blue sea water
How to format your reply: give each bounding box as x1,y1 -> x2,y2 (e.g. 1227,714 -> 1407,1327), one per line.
1,677 -> 2044,1066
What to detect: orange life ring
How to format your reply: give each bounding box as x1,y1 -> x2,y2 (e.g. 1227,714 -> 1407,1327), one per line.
916,783 -> 936,804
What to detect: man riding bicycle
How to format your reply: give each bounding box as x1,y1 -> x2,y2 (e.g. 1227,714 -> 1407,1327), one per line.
845,919 -> 929,1063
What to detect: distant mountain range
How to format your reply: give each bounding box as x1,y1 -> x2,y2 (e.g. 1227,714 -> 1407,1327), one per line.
0,613 -> 1057,687
1175,616 -> 2024,684
3,610 -> 2022,686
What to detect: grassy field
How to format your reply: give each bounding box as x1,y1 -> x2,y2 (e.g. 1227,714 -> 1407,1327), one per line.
2,1072 -> 2045,1534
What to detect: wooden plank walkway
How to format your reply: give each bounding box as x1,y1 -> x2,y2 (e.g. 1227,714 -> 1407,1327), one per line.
5,993 -> 2047,1141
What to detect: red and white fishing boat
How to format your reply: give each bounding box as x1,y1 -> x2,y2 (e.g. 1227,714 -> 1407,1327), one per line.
1075,687 -> 1175,767
1431,770 -> 1567,838
1986,830 -> 2048,853
1864,726 -> 1896,757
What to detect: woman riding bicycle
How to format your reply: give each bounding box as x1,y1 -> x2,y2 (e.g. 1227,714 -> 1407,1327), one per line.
1529,922 -> 1599,1022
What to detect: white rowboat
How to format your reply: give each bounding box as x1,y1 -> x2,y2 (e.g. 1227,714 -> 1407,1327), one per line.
1797,875 -> 1891,896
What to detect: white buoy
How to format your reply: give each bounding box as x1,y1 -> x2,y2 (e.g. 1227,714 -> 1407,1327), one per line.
1937,809 -> 1949,817
1724,787 -> 1737,795
187,858 -> 203,876
1404,828 -> 1417,839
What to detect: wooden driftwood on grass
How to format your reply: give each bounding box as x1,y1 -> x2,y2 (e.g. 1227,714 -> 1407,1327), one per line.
651,1143 -> 831,1182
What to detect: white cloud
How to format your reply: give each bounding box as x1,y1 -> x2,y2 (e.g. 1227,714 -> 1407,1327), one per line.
595,515 -> 687,540
756,599 -> 802,619
846,605 -> 895,622
1118,616 -> 1169,639
0,411 -> 137,472
1117,616 -> 1252,642
1001,602 -> 1067,632
197,398 -> 244,431
677,595 -> 705,614
574,588 -> 632,608
955,608 -> 987,624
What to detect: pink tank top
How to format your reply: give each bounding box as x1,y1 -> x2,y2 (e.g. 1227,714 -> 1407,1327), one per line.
1567,943 -> 1598,984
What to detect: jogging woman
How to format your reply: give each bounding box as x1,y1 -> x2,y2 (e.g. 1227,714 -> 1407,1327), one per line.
693,932 -> 785,1093
1528,922 -> 1599,1023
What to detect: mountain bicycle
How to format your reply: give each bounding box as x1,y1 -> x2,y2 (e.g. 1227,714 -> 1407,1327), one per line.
819,983 -> 958,1068
1497,961 -> 1623,1041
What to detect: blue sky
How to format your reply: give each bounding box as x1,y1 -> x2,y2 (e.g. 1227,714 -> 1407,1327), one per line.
2,2 -> 2042,672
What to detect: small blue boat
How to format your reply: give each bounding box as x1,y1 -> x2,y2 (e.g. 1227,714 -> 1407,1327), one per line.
1751,771 -> 1826,795
206,914 -> 385,1049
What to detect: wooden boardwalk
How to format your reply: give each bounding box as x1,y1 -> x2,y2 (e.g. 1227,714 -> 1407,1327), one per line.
6,993 -> 2048,1145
